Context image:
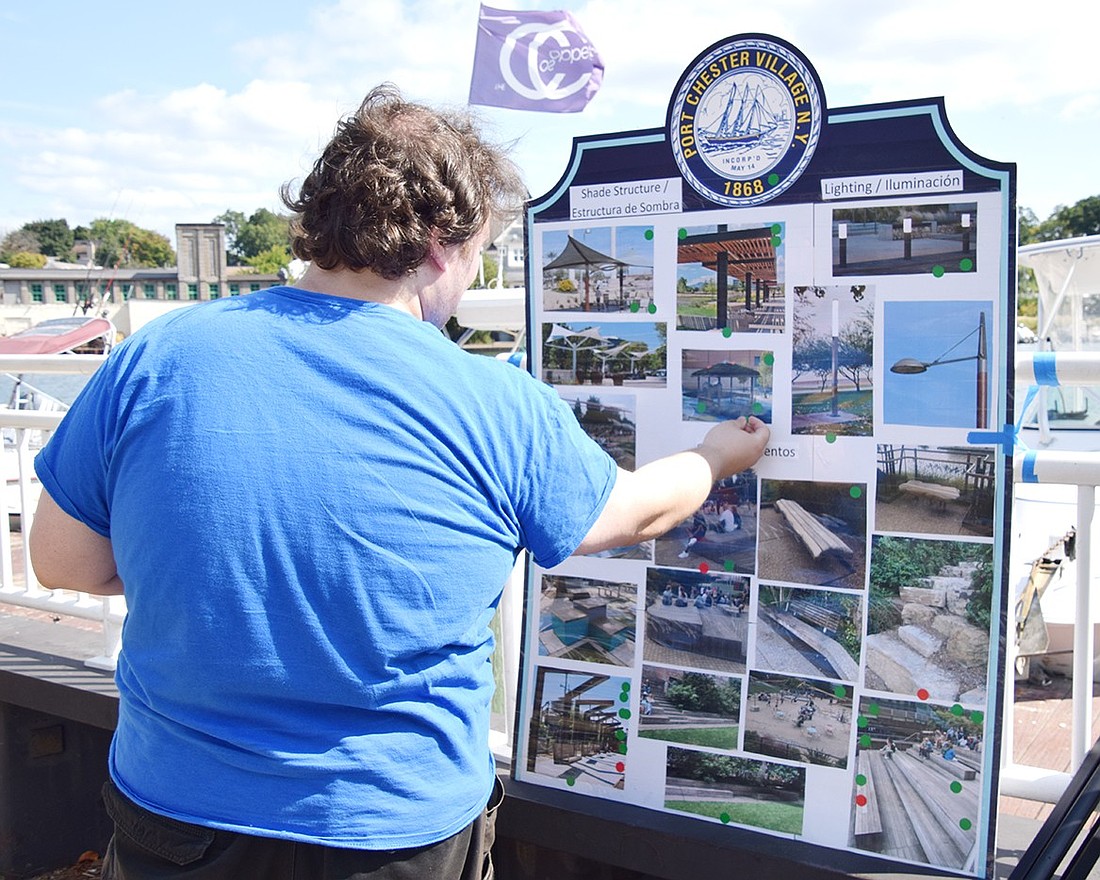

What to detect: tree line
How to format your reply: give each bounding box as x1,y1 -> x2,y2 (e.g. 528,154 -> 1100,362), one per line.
3,194 -> 1097,279
0,209 -> 293,274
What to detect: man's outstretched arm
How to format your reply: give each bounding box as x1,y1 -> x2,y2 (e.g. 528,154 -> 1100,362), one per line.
577,416 -> 769,556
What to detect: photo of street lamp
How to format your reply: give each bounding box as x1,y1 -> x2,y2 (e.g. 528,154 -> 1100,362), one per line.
883,301 -> 992,429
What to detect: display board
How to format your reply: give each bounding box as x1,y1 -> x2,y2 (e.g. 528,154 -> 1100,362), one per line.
513,33 -> 1015,879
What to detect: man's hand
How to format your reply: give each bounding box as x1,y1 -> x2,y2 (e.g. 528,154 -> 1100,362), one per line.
696,416 -> 771,482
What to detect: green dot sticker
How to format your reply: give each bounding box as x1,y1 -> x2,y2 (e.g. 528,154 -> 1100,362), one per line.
771,223 -> 782,235
629,301 -> 640,313
970,710 -> 984,723
696,401 -> 707,414
723,559 -> 735,572
960,258 -> 974,272
720,812 -> 731,824
621,681 -> 630,693
866,703 -> 879,716
826,432 -> 837,443
960,818 -> 972,831
767,173 -> 779,186
678,228 -> 687,240
771,235 -> 782,248
618,742 -> 628,754
932,265 -> 945,278
856,715 -> 867,728
859,734 -> 872,748
567,776 -> 576,786
752,402 -> 764,415
763,352 -> 774,366
647,303 -> 657,314
644,229 -> 654,240
722,327 -> 732,338
951,704 -> 965,716
950,781 -> 963,794
619,692 -> 630,703
855,774 -> 867,786
619,708 -> 631,720
834,685 -> 847,699
615,729 -> 626,741
850,485 -> 862,499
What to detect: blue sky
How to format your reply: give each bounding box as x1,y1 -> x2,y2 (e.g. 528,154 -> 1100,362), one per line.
2,1 -> 1096,242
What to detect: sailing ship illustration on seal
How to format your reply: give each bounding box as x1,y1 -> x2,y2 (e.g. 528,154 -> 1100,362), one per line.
703,82 -> 781,148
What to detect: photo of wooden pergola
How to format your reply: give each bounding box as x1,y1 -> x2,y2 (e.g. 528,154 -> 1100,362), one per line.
676,225 -> 784,332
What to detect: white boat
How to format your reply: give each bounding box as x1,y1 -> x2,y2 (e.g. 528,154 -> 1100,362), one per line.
0,316 -> 116,520
1011,235 -> 1100,680
454,284 -> 526,365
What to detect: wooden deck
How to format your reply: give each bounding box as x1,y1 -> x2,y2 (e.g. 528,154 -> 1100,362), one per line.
999,675 -> 1100,822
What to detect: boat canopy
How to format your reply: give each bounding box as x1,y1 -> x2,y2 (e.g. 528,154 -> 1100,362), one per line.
1018,234 -> 1100,429
1019,234 -> 1100,353
0,317 -> 115,355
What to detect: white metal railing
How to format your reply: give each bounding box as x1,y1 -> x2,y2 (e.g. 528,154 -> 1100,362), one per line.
0,354 -> 124,671
1,351 -> 1098,792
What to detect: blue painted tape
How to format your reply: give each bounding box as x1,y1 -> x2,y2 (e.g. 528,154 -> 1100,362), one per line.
1022,451 -> 1039,483
1032,352 -> 1059,386
967,427 -> 1013,449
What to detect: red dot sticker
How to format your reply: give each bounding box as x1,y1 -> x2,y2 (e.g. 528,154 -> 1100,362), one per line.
699,563 -> 710,574
855,794 -> 868,807
616,761 -> 625,772
917,688 -> 930,701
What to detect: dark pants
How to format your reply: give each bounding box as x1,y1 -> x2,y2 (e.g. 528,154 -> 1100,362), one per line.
101,778 -> 502,880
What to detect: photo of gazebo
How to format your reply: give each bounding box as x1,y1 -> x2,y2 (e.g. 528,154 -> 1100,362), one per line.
681,349 -> 773,422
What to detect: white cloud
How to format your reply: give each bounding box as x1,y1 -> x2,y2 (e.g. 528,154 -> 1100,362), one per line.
1,0 -> 1096,238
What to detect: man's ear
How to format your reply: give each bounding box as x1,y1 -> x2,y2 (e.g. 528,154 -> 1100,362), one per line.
426,230 -> 448,272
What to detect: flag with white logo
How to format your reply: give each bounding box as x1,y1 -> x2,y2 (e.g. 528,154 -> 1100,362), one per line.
469,4 -> 603,112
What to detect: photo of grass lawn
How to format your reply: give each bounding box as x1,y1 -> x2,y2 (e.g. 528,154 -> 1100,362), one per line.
638,664 -> 741,750
664,747 -> 805,835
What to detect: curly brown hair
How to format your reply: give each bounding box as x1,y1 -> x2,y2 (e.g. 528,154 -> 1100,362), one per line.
280,84 -> 525,279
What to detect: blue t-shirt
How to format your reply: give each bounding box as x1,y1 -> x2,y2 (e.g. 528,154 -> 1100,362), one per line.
35,288 -> 615,848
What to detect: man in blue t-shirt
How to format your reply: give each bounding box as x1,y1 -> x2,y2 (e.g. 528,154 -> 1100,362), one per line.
30,84 -> 769,880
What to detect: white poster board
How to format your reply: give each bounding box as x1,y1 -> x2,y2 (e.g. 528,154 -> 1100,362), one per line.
514,33 -> 1014,880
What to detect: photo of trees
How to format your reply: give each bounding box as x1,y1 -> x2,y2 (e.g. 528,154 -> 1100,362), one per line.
791,284 -> 874,436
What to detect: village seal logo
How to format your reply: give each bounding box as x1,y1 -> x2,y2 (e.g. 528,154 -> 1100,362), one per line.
669,34 -> 823,207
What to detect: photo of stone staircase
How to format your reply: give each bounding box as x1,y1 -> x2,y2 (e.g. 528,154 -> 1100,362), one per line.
865,536 -> 993,705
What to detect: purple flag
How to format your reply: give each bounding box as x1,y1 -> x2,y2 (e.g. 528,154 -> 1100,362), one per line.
469,4 -> 603,113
